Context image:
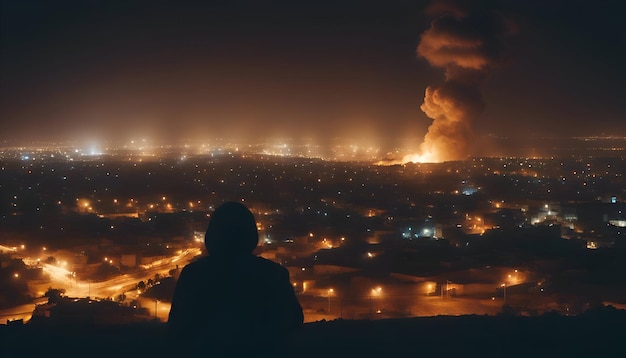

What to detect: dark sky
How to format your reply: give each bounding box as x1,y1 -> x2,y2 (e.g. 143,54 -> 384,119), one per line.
1,0 -> 625,146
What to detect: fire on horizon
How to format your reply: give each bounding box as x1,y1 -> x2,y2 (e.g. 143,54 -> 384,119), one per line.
401,1 -> 513,164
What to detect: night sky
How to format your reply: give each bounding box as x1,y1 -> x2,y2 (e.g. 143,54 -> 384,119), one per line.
1,0 -> 625,150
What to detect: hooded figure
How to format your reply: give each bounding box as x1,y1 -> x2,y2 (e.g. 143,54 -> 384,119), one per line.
168,202 -> 303,356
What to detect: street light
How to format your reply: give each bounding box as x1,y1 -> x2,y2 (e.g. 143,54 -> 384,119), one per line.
501,283 -> 507,304
328,288 -> 334,314
370,287 -> 382,318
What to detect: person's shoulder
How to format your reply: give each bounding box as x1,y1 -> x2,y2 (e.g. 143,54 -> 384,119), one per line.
252,255 -> 284,268
252,256 -> 289,275
180,256 -> 212,275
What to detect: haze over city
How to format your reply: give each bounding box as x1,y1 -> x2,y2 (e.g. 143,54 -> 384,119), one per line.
2,0 -> 625,159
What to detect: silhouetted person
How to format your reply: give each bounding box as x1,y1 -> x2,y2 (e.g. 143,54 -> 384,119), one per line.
168,201 -> 304,356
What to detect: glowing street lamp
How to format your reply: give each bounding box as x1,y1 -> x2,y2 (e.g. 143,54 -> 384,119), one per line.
501,283 -> 507,304
328,288 -> 334,314
370,287 -> 382,318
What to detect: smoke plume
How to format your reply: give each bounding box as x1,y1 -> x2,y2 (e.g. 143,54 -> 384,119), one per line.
408,1 -> 512,162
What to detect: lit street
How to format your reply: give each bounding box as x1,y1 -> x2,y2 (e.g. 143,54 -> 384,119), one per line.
23,247 -> 202,302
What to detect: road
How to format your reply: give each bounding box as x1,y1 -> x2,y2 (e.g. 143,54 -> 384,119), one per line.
298,292 -> 503,322
0,302 -> 35,324
25,247 -> 202,303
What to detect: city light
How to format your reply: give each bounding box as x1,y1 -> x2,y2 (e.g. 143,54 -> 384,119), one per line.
328,288 -> 334,314
1,138 -> 624,327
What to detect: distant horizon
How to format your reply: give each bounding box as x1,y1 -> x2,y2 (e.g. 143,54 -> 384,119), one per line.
1,135 -> 624,164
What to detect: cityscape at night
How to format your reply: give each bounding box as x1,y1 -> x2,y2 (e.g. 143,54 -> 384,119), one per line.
1,0 -> 625,357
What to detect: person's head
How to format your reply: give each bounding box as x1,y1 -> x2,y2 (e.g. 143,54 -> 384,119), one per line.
205,201 -> 258,257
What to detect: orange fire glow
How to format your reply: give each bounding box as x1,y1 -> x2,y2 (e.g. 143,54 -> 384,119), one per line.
402,150 -> 441,164
374,148 -> 443,166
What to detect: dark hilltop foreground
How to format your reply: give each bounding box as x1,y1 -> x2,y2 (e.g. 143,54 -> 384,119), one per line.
2,306 -> 625,358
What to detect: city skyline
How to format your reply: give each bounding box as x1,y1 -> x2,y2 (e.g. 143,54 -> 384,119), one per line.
2,0 -> 625,154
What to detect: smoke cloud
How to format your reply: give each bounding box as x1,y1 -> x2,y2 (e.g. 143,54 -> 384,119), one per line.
409,1 -> 512,162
